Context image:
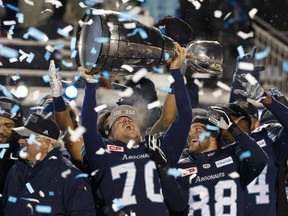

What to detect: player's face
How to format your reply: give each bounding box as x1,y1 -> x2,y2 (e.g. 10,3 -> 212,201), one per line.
0,116 -> 15,144
188,123 -> 214,153
110,117 -> 141,144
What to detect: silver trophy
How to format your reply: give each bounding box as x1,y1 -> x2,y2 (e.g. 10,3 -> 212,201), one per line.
76,9 -> 223,79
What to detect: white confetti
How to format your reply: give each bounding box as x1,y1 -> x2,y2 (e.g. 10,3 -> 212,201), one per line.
68,126 -> 86,142
24,0 -> 34,6
123,22 -> 136,29
91,169 -> 99,176
3,20 -> 16,26
189,0 -> 201,10
237,31 -> 254,39
35,153 -> 41,160
167,75 -> 175,84
94,104 -> 108,112
121,64 -> 134,72
41,9 -> 53,14
19,148 -> 28,159
194,78 -> 204,88
192,73 -> 211,79
61,79 -> 72,84
229,171 -> 240,178
78,19 -> 93,27
212,89 -> 223,97
238,62 -> 254,71
39,190 -> 45,197
19,49 -> 29,62
132,68 -> 147,83
45,0 -> 62,8
244,73 -> 258,85
96,148 -> 106,155
62,25 -> 73,33
45,45 -> 54,52
147,101 -> 161,110
214,10 -> 222,18
248,8 -> 258,19
126,140 -> 135,149
9,58 -> 18,63
216,81 -> 231,91
118,87 -> 133,98
61,169 -> 71,178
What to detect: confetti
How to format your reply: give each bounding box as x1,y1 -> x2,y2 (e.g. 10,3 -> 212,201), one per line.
159,86 -> 172,93
94,37 -> 109,43
45,0 -> 62,8
194,79 -> 204,88
127,140 -> 135,149
229,171 -> 240,178
78,19 -> 93,26
190,0 -> 201,10
75,173 -> 89,179
24,0 -> 34,6
248,8 -> 258,19
79,1 -> 88,8
121,64 -> 134,72
147,100 -> 161,110
6,3 -> 19,12
35,152 -> 41,160
8,196 -> 17,203
95,148 -> 106,155
237,45 -> 245,58
0,144 -> 9,148
61,169 -> 71,178
94,104 -> 108,112
214,10 -> 222,18
27,134 -> 36,144
192,73 -> 211,79
127,28 -> 148,39
239,150 -> 251,161
68,126 -> 86,142
132,68 -> 147,83
282,60 -> 288,72
244,73 -> 258,85
41,9 -> 53,14
206,124 -> 219,131
123,22 -> 136,29
39,191 -> 45,197
91,169 -> 99,176
25,27 -> 49,42
0,149 -> 6,159
3,20 -> 16,26
237,31 -> 254,40
255,47 -> 271,60
199,131 -> 211,143
168,168 -> 181,177
118,87 -> 133,98
0,45 -> 19,58
152,66 -> 164,74
35,205 -> 52,214
238,62 -> 254,71
216,81 -> 231,91
167,75 -> 175,84
25,182 -> 35,194
112,198 -> 125,212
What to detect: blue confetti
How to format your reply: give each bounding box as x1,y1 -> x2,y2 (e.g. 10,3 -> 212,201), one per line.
75,173 -> 89,179
10,104 -> 20,116
112,198 -> 125,211
8,25 -> 15,35
70,37 -> 76,50
42,74 -> 50,83
49,191 -> 55,196
8,196 -> 17,203
16,13 -> 24,23
26,27 -> 48,42
35,205 -> 52,214
90,47 -> 97,55
206,124 -> 219,131
0,85 -> 13,98
127,28 -> 148,39
85,62 -> 96,68
102,71 -> 110,80
44,51 -> 51,61
239,150 -> 251,161
53,43 -> 65,50
282,60 -> 288,72
61,60 -> 73,68
0,144 -> 9,148
26,52 -> 35,63
70,50 -> 77,58
237,45 -> 245,58
159,86 -> 172,93
6,3 -> 19,12
168,168 -> 181,177
152,66 -> 164,74
27,134 -> 36,144
0,44 -> 19,58
57,28 -> 69,38
198,131 -> 211,143
255,47 -> 271,60
0,149 -> 7,159
94,37 -> 109,43
25,182 -> 34,194
164,52 -> 171,60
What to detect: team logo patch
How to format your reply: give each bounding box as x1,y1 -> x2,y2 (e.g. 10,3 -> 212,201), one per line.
181,167 -> 198,177
107,144 -> 124,152
256,139 -> 266,148
215,156 -> 233,168
203,164 -> 211,169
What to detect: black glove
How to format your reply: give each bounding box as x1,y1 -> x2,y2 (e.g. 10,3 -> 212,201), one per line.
234,73 -> 266,101
233,46 -> 265,82
145,135 -> 169,178
207,106 -> 242,137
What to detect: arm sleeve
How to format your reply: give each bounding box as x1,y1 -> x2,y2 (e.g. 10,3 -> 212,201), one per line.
162,69 -> 193,167
236,132 -> 268,185
160,176 -> 189,213
81,83 -> 108,172
265,97 -> 288,163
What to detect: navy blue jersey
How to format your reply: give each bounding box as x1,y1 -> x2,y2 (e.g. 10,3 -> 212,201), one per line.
81,69 -> 192,215
161,132 -> 267,216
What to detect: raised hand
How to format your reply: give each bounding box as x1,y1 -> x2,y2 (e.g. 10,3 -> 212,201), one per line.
234,73 -> 266,101
145,135 -> 168,178
49,60 -> 63,97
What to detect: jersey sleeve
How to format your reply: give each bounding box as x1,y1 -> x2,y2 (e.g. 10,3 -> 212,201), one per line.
162,69 -> 193,167
235,132 -> 268,185
81,83 -> 108,174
